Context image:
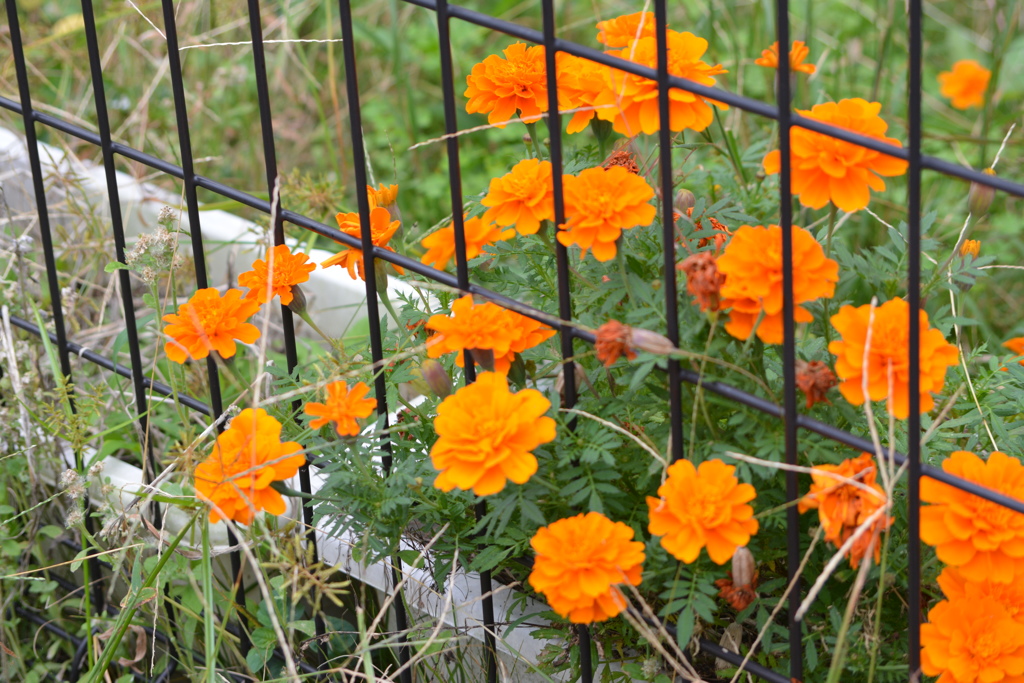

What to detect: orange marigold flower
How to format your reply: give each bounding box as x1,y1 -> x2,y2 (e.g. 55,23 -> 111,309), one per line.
558,165 -> 656,262
795,359 -> 837,409
938,565 -> 1024,626
939,60 -> 991,110
163,288 -> 261,364
426,295 -> 555,373
1005,337 -> 1024,367
322,206 -> 403,281
529,511 -> 645,623
716,224 -> 839,345
238,245 -> 316,306
430,371 -> 555,496
960,239 -> 980,259
828,298 -> 959,419
595,11 -> 658,47
754,41 -> 816,74
679,251 -> 726,313
921,451 -> 1024,583
465,42 -> 548,127
595,319 -> 637,367
594,30 -> 727,136
798,453 -> 891,569
420,216 -> 513,271
921,594 -> 1024,683
647,459 -> 759,564
555,53 -> 613,134
481,159 -> 555,236
763,98 -> 909,212
367,183 -> 399,210
193,408 -> 305,524
304,381 -> 377,437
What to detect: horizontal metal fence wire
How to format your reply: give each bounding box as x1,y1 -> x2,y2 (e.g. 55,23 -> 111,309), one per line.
1,0 -> 1023,680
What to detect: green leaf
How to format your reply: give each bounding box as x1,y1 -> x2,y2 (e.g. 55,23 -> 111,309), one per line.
104,261 -> 130,273
675,607 -> 695,650
70,547 -> 91,573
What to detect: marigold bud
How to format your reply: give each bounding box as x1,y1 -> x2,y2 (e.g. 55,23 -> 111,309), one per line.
959,239 -> 980,259
286,284 -> 308,316
630,328 -> 676,356
968,168 -> 996,216
674,188 -> 696,212
730,546 -> 756,588
418,359 -> 452,399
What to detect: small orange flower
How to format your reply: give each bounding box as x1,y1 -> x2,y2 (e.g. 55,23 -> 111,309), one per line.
420,216 -> 513,271
555,53 -> 613,134
595,319 -> 637,367
322,206 -> 403,281
1005,337 -> 1024,367
595,11 -> 658,47
798,453 -> 891,569
921,594 -> 1024,683
682,207 -> 731,250
795,359 -> 837,409
938,565 -> 1024,626
754,41 -> 816,74
829,298 -> 959,419
481,159 -> 555,236
921,451 -> 1024,584
238,245 -> 316,306
193,408 -> 305,524
594,30 -> 727,136
163,288 -> 261,364
959,239 -> 980,259
558,166 -> 656,262
763,98 -> 908,212
647,459 -> 759,564
465,42 -> 548,127
367,183 -> 399,210
426,295 -> 555,373
430,371 -> 555,496
716,224 -> 839,344
678,251 -> 726,313
304,381 -> 377,437
939,60 -> 991,110
529,511 -> 645,623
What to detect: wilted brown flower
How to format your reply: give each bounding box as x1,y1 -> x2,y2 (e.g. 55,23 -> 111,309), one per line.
678,251 -> 726,312
595,319 -> 636,367
715,546 -> 759,610
795,359 -> 838,409
602,150 -> 641,175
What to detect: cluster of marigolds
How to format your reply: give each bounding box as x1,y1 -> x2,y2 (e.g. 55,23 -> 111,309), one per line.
157,11 -> 1023,682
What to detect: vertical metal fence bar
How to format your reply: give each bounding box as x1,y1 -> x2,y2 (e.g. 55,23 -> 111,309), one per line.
906,0 -> 924,676
244,0 -> 327,651
79,0 -> 156,491
773,0 -> 804,679
538,4 -> 590,681
653,0 -> 685,465
336,2 -> 413,679
158,0 -> 249,654
4,0 -> 108,620
433,3 -> 497,680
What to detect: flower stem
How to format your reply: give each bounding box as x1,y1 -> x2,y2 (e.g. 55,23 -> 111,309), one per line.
299,310 -> 342,353
865,527 -> 892,683
525,121 -> 540,158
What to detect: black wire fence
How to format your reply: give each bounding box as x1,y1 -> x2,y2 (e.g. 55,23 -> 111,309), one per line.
2,0 -> 1024,681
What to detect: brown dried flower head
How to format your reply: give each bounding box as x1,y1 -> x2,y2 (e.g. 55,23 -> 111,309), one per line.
795,359 -> 838,409
678,251 -> 726,312
715,546 -> 759,610
595,319 -> 636,367
601,150 -> 641,175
